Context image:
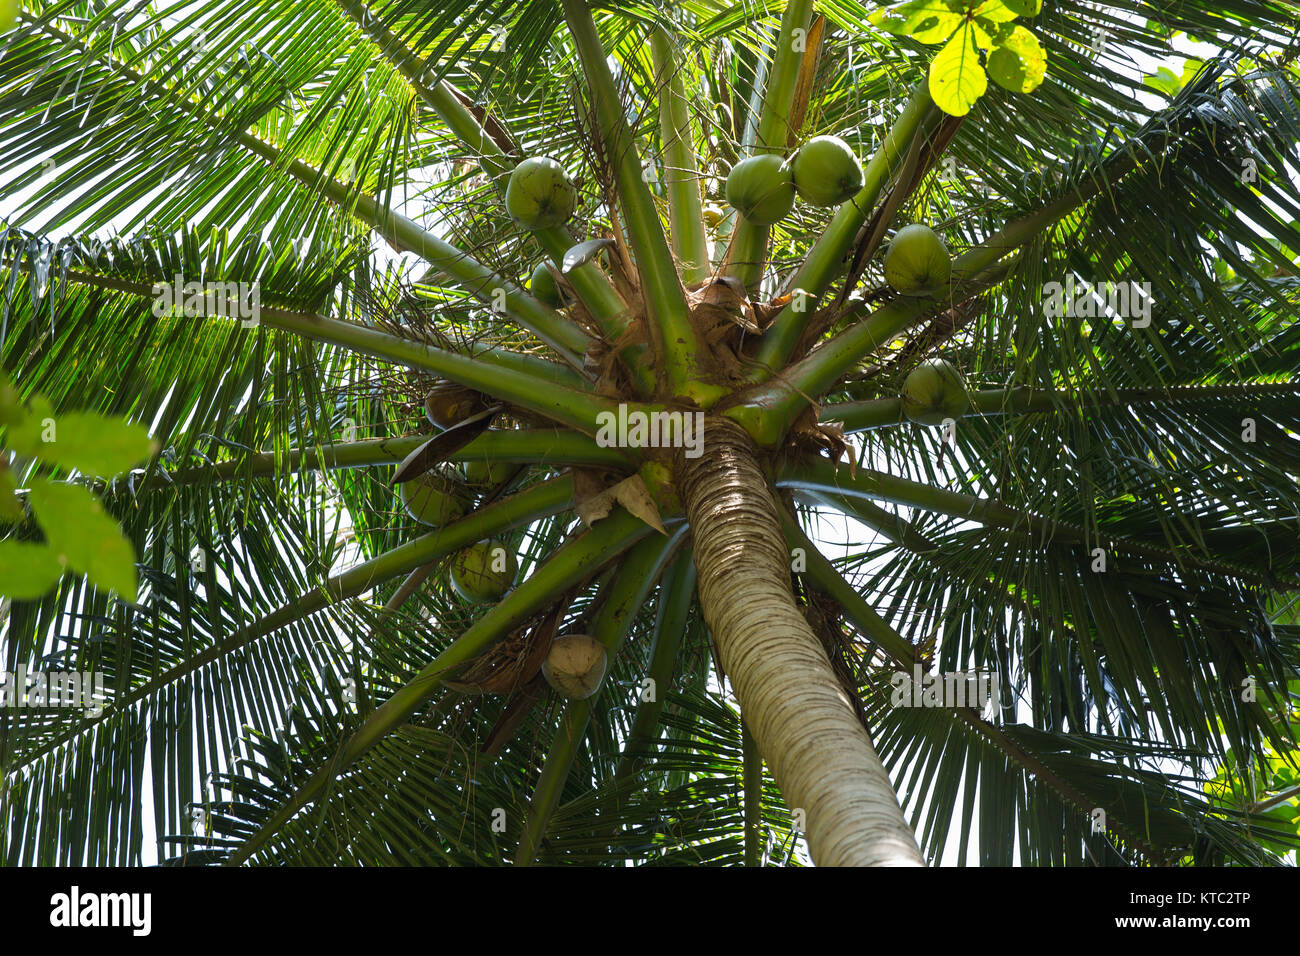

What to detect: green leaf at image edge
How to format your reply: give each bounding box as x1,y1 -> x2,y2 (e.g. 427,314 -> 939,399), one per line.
0,466 -> 23,522
999,0 -> 1042,16
27,478 -> 139,602
27,411 -> 156,479
987,26 -> 1047,94
0,539 -> 64,600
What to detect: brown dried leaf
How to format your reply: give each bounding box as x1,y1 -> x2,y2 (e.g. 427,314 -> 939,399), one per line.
576,473 -> 667,535
391,404 -> 502,485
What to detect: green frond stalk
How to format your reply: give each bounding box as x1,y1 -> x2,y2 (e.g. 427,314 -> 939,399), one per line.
735,113 -> 1170,434
789,514 -> 1162,858
228,508 -> 660,866
779,458 -> 1300,590
651,26 -> 710,286
723,0 -> 813,291
267,305 -> 652,434
334,0 -> 512,184
515,528 -> 684,865
561,0 -> 723,406
32,16 -> 593,364
323,188 -> 593,363
778,507 -> 916,666
15,476 -> 579,775
61,269 -> 620,432
613,550 -> 696,781
132,429 -> 632,492
801,489 -> 941,556
821,382 -> 1300,432
727,265 -> 1016,443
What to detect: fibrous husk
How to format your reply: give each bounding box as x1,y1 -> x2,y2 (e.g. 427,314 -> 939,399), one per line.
541,633 -> 608,699
443,601 -> 564,695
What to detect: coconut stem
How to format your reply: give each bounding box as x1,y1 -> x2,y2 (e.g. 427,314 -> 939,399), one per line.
778,457 -> 1300,590
514,528 -> 686,865
227,507 -> 659,866
820,381 -> 1300,432
335,0 -> 633,346
788,505 -> 1163,859
20,476 -> 581,780
723,0 -> 814,292
561,0 -> 725,406
651,26 -> 711,287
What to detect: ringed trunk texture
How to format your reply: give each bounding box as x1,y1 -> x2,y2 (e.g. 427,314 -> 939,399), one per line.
676,417 -> 923,866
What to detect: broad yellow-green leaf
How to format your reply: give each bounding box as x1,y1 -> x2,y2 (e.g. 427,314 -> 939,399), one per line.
987,25 -> 1046,94
0,465 -> 22,523
6,394 -> 55,456
972,2 -> 1019,24
868,1 -> 962,44
27,478 -> 138,602
1143,57 -> 1204,97
1000,0 -> 1041,15
0,539 -> 64,600
929,24 -> 988,116
0,0 -> 16,34
24,411 -> 156,478
0,372 -> 21,426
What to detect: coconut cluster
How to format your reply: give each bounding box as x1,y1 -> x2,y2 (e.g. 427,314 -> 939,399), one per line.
394,377 -> 529,607
723,135 -> 865,226
392,151 -> 967,703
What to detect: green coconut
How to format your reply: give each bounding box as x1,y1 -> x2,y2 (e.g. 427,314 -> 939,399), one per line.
541,634 -> 608,699
528,262 -> 570,308
883,223 -> 951,295
505,157 -> 577,230
449,539 -> 518,603
901,358 -> 969,425
725,154 -> 796,226
791,135 -> 864,207
462,454 -> 515,486
399,471 -> 471,527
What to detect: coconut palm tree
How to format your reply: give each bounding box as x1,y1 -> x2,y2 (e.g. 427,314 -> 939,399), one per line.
2,0 -> 1299,866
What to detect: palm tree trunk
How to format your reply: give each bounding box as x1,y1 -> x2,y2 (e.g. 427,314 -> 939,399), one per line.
676,417 -> 923,866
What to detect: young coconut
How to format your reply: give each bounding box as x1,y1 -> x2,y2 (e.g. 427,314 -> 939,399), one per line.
400,471 -> 472,526
725,154 -> 796,226
901,358 -> 969,425
449,539 -> 518,603
424,381 -> 488,429
883,223 -> 951,296
462,453 -> 515,487
541,633 -> 608,699
790,135 -> 864,207
505,157 -> 577,230
528,261 -> 571,309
